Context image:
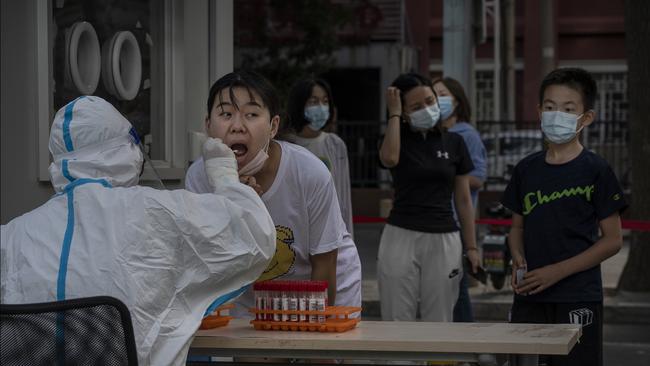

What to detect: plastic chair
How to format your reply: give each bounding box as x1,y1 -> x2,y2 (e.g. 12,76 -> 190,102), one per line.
1,296 -> 138,365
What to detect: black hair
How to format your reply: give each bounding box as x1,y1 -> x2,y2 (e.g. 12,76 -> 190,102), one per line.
391,72 -> 448,148
431,76 -> 472,122
390,73 -> 443,130
390,73 -> 438,113
286,78 -> 334,133
539,67 -> 598,111
207,70 -> 280,118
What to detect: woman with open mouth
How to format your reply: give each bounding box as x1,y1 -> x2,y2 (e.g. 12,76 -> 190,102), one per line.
185,70 -> 361,320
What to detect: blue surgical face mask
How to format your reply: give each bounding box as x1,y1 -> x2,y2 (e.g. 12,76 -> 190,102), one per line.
408,104 -> 440,130
541,111 -> 584,144
304,105 -> 330,131
438,96 -> 455,120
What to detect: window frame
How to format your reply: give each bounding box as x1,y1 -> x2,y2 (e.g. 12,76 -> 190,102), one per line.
37,0 -> 233,182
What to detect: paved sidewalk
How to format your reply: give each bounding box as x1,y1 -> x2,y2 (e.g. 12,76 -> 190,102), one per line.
360,242 -> 650,323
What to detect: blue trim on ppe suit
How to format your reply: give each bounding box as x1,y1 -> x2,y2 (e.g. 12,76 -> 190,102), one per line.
62,97 -> 85,152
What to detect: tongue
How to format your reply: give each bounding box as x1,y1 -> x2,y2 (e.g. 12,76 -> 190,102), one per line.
231,144 -> 248,156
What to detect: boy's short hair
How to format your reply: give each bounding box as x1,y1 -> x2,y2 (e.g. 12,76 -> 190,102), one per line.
539,68 -> 598,111
207,70 -> 280,117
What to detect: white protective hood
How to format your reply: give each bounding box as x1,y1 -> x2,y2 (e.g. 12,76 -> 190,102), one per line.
48,96 -> 144,193
1,96 -> 276,365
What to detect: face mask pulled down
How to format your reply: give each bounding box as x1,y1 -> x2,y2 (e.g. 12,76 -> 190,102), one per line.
408,104 -> 441,130
541,111 -> 584,144
238,138 -> 270,176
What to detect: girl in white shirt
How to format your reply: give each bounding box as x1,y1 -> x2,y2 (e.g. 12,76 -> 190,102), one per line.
283,78 -> 354,238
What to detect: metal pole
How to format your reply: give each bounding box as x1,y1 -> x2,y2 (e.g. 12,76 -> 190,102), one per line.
492,0 -> 501,121
540,0 -> 555,77
208,0 -> 234,84
503,0 -> 515,121
443,0 -> 475,96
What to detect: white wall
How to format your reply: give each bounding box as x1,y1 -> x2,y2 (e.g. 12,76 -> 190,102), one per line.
1,0 -> 54,224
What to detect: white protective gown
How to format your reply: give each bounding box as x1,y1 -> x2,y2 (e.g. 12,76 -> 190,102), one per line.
0,96 -> 276,365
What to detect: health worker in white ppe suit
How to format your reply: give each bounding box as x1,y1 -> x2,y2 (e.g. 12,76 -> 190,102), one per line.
0,96 -> 276,365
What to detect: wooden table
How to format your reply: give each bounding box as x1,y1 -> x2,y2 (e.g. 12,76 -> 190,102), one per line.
189,319 -> 581,366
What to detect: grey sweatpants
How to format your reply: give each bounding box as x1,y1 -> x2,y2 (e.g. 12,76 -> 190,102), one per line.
377,224 -> 463,322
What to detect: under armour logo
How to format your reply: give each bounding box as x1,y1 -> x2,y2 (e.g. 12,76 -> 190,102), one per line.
437,151 -> 449,159
569,308 -> 593,327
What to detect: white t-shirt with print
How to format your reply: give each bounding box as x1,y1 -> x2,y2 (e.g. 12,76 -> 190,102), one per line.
185,140 -> 361,317
286,132 -> 354,238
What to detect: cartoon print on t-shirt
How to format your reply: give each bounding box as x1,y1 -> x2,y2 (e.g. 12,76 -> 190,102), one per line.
256,225 -> 296,282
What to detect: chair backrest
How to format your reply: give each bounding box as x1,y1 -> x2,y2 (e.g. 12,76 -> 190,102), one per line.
1,296 -> 138,366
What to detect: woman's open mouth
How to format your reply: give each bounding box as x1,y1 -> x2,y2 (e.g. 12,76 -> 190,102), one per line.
230,143 -> 249,164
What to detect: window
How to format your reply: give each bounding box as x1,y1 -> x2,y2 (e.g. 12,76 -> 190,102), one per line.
592,72 -> 628,121
52,0 -> 166,159
37,0 -> 231,182
475,70 -> 494,121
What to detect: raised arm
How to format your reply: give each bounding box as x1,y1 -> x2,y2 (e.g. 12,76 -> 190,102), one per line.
379,87 -> 403,168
